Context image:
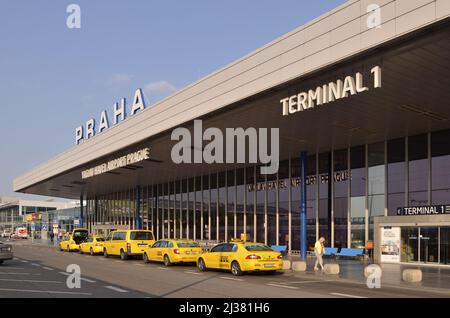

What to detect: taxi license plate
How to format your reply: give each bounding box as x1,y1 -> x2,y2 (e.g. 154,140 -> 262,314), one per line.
138,244 -> 147,247
264,264 -> 276,268
185,251 -> 196,255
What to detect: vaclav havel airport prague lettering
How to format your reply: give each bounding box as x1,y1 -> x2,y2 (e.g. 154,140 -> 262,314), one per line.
280,66 -> 382,116
81,148 -> 150,180
75,88 -> 147,145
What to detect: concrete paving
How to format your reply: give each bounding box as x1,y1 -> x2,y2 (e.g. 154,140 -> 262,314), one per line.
287,255 -> 450,291
2,238 -> 449,298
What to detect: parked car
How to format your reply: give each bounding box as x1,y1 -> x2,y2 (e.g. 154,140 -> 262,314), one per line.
0,242 -> 13,264
14,227 -> 28,239
196,239 -> 283,276
1,230 -> 12,238
59,228 -> 89,252
103,230 -> 155,260
142,240 -> 203,266
79,235 -> 105,255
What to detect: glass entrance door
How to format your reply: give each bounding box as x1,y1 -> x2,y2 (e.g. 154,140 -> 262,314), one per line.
401,227 -> 440,264
401,227 -> 419,262
419,227 -> 439,263
441,227 -> 450,265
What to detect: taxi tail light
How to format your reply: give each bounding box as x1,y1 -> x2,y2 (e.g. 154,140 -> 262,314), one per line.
245,254 -> 261,260
126,243 -> 131,252
277,255 -> 283,259
174,249 -> 180,255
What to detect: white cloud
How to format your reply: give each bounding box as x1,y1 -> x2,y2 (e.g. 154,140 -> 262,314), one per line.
144,80 -> 177,96
110,73 -> 132,84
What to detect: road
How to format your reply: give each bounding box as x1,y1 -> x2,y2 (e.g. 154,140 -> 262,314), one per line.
1,241 -> 449,298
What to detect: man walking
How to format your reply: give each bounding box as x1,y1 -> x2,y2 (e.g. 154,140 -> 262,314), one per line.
314,237 -> 326,271
49,231 -> 55,244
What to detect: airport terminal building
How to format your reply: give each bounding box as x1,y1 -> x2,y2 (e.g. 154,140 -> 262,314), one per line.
14,1 -> 450,265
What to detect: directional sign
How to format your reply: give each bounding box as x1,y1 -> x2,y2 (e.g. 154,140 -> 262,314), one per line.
397,205 -> 450,216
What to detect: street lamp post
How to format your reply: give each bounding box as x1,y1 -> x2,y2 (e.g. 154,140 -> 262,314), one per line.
300,152 -> 308,260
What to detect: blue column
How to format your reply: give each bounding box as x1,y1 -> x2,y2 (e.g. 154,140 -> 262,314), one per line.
136,186 -> 142,230
300,152 -> 308,260
79,195 -> 84,228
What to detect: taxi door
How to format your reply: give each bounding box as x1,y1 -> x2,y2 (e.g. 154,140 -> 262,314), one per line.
148,241 -> 162,261
156,241 -> 169,261
104,233 -> 114,254
111,232 -> 125,255
207,244 -> 225,269
219,244 -> 236,269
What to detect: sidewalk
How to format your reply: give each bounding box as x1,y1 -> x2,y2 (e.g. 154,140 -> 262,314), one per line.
287,255 -> 450,293
7,237 -> 58,248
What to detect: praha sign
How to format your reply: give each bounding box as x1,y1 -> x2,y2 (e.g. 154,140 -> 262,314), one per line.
81,148 -> 150,180
280,66 -> 382,116
75,88 -> 147,145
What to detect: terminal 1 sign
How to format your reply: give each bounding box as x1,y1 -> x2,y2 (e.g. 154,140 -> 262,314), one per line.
280,66 -> 382,116
397,205 -> 450,216
75,88 -> 147,145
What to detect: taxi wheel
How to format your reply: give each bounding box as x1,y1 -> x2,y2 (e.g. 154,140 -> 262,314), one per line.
163,255 -> 172,267
66,246 -> 70,253
231,261 -> 243,276
90,248 -> 94,256
197,258 -> 207,272
120,250 -> 128,261
79,249 -> 83,254
103,249 -> 109,258
143,253 -> 150,264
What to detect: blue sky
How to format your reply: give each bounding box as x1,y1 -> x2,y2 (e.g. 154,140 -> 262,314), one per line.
0,0 -> 344,199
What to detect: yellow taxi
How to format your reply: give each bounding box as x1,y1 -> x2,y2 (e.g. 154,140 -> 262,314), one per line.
142,240 -> 203,266
196,240 -> 283,276
59,228 -> 89,252
103,230 -> 155,260
79,236 -> 105,255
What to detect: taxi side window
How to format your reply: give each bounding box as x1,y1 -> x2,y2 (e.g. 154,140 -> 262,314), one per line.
211,244 -> 224,253
152,242 -> 160,248
160,241 -> 168,248
113,232 -> 123,241
222,244 -> 236,253
168,242 -> 174,248
87,238 -> 93,243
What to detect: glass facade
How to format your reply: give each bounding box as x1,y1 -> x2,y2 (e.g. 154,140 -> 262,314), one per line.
401,226 -> 450,265
84,129 -> 450,253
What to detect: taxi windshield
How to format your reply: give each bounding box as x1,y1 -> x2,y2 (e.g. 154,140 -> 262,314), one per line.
130,231 -> 154,241
73,231 -> 88,238
244,245 -> 273,252
73,231 -> 89,244
177,242 -> 200,248
95,237 -> 105,242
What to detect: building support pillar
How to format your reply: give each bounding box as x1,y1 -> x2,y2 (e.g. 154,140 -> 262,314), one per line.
136,186 -> 142,230
300,151 -> 308,260
80,195 -> 84,228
